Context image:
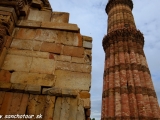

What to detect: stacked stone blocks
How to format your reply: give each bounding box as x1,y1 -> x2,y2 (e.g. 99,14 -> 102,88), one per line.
0,0 -> 92,120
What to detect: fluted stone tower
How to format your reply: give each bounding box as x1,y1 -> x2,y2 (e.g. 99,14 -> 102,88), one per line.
101,0 -> 160,119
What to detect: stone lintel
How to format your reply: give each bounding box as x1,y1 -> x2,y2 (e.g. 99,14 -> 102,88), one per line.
41,22 -> 80,32
16,20 -> 80,32
42,87 -> 78,98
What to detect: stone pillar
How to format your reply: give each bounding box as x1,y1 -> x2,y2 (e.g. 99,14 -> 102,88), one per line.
101,0 -> 160,119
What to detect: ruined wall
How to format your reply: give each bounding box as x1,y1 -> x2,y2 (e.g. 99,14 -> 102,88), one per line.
0,0 -> 92,120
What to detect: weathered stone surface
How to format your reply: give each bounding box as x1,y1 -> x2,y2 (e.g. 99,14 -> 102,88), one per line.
0,47 -> 7,68
83,98 -> 91,109
51,12 -> 69,23
60,97 -> 70,120
17,20 -> 41,28
42,87 -> 62,96
43,96 -> 55,120
82,35 -> 92,42
55,70 -> 91,91
11,39 -> 42,51
11,39 -> 32,50
1,54 -> 32,72
63,46 -> 84,58
0,70 -> 11,82
30,57 -> 55,74
84,49 -> 92,64
0,82 -> 11,91
8,49 -> 49,59
35,29 -> 58,42
11,72 -> 56,87
27,8 -> 51,22
25,85 -> 41,94
56,55 -> 71,62
11,83 -> 26,92
55,61 -> 91,73
68,98 -> 78,120
58,32 -> 82,46
40,42 -> 63,54
41,22 -> 79,32
53,97 -> 62,120
79,91 -> 90,98
71,57 -> 84,63
83,41 -> 92,49
62,89 -> 78,97
14,28 -> 37,40
77,99 -> 85,120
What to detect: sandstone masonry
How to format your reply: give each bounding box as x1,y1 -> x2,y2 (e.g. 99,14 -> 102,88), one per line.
0,0 -> 92,120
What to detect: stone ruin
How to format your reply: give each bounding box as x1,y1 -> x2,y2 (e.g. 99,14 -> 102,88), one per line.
0,0 -> 92,120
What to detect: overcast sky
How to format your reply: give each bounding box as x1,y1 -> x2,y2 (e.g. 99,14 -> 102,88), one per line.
49,0 -> 160,119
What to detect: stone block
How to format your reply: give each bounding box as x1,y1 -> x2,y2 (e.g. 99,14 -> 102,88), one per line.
41,22 -> 79,32
43,96 -> 55,120
30,57 -> 55,74
60,97 -> 70,120
0,82 -> 11,91
11,83 -> 26,92
82,35 -> 92,42
35,29 -> 58,42
83,41 -> 92,49
40,42 -> 62,54
1,54 -> 32,72
42,87 -> 62,96
14,28 -> 37,40
31,0 -> 43,9
0,47 -> 7,68
55,70 -> 91,91
77,99 -> 85,120
0,70 -> 11,82
58,32 -> 82,46
27,8 -> 51,22
25,85 -> 41,94
7,49 -> 49,59
61,89 -> 78,97
51,12 -> 69,23
79,91 -> 90,98
11,72 -> 56,87
68,98 -> 78,120
83,98 -> 91,109
55,61 -> 91,73
16,20 -> 41,28
11,39 -> 32,50
63,46 -> 84,58
53,97 -> 62,120
84,49 -> 92,64
71,57 -> 84,63
56,55 -> 71,62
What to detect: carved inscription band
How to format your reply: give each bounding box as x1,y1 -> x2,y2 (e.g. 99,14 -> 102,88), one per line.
102,86 -> 157,98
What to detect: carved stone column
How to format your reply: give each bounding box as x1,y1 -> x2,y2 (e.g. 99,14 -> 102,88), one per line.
101,0 -> 160,119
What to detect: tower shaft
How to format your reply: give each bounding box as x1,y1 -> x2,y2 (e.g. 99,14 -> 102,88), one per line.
101,0 -> 160,119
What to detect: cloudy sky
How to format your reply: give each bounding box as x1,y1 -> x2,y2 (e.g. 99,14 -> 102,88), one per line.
49,0 -> 160,119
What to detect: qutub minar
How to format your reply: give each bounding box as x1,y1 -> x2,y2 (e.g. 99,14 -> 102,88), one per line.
101,0 -> 160,119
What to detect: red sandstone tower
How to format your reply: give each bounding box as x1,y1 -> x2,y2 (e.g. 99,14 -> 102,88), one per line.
101,0 -> 160,119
